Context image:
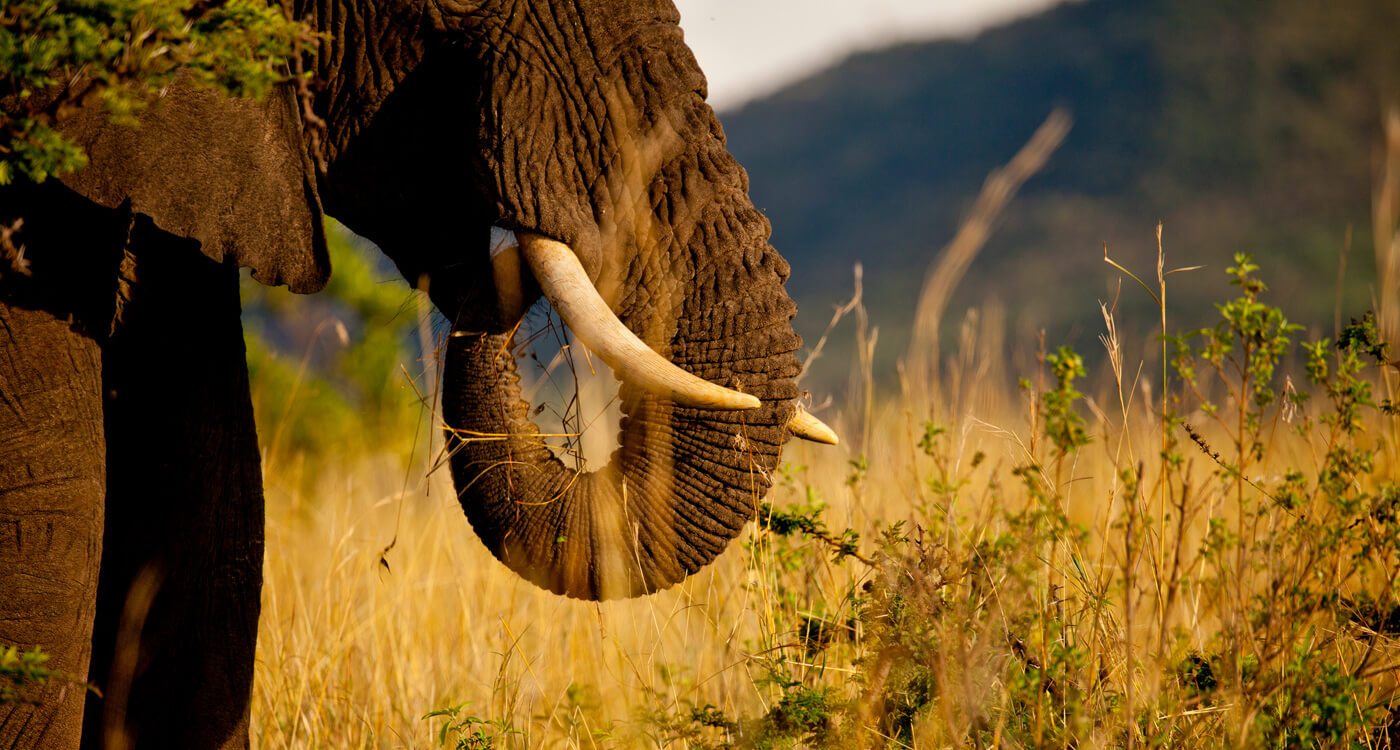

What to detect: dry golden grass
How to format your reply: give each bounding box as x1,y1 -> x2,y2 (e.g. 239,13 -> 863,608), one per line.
247,106 -> 1400,749
248,378 -> 1046,748
250,422 -> 884,747
247,295 -> 1400,748
250,339 -> 1400,748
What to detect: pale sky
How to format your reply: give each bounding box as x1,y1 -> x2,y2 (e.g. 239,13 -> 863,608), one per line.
673,0 -> 1064,111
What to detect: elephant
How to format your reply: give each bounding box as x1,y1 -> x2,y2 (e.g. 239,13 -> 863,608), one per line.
0,0 -> 838,747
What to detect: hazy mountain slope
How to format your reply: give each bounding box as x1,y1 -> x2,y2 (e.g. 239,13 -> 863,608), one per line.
719,0 -> 1400,393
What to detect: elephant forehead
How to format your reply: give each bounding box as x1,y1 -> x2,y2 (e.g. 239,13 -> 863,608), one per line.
59,83 -> 330,294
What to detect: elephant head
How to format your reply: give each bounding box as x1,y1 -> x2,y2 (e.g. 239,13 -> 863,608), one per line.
323,1 -> 845,599
351,2 -> 840,600
54,0 -> 835,601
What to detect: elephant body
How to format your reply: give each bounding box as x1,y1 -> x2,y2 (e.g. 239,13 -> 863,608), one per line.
0,2 -> 811,747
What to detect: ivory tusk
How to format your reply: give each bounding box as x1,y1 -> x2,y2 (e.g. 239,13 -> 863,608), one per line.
786,405 -> 839,445
517,232 -> 761,411
490,235 -> 527,322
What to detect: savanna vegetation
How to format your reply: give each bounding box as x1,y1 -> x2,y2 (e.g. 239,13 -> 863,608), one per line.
236,105 -> 1400,746
726,0 -> 1400,393
6,1 -> 1400,748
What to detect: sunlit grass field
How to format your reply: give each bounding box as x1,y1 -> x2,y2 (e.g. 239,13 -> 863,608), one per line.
246,114 -> 1400,748
246,270 -> 1400,747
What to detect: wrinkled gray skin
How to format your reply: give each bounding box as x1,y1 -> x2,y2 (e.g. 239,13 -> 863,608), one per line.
0,1 -> 802,748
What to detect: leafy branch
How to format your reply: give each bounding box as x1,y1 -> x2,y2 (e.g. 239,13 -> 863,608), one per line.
0,0 -> 317,184
0,645 -> 97,705
757,499 -> 876,566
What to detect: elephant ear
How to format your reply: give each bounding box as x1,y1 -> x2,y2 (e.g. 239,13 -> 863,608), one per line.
59,83 -> 330,293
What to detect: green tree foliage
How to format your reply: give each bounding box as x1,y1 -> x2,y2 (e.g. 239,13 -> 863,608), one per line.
0,0 -> 312,183
0,645 -> 93,705
0,646 -> 57,704
241,221 -> 431,483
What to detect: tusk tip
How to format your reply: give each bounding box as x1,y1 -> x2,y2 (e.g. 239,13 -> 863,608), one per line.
694,389 -> 759,411
787,406 -> 840,445
662,385 -> 759,411
735,393 -> 762,410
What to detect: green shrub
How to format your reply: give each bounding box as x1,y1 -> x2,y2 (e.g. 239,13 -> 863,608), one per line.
1,0 -> 314,183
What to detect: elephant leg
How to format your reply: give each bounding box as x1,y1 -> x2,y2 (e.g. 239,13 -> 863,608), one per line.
0,301 -> 106,750
82,222 -> 264,750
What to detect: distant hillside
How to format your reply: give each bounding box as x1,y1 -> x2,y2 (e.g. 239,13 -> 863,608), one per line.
720,0 -> 1400,394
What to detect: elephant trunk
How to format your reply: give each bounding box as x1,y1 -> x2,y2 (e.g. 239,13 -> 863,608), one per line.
441,142 -> 803,599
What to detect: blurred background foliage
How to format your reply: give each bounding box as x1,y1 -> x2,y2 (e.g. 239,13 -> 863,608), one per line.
722,0 -> 1400,392
240,221 -> 436,487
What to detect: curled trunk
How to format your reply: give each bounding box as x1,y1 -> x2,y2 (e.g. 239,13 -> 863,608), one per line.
444,329 -> 797,599
443,157 -> 801,600
425,1 -> 804,599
